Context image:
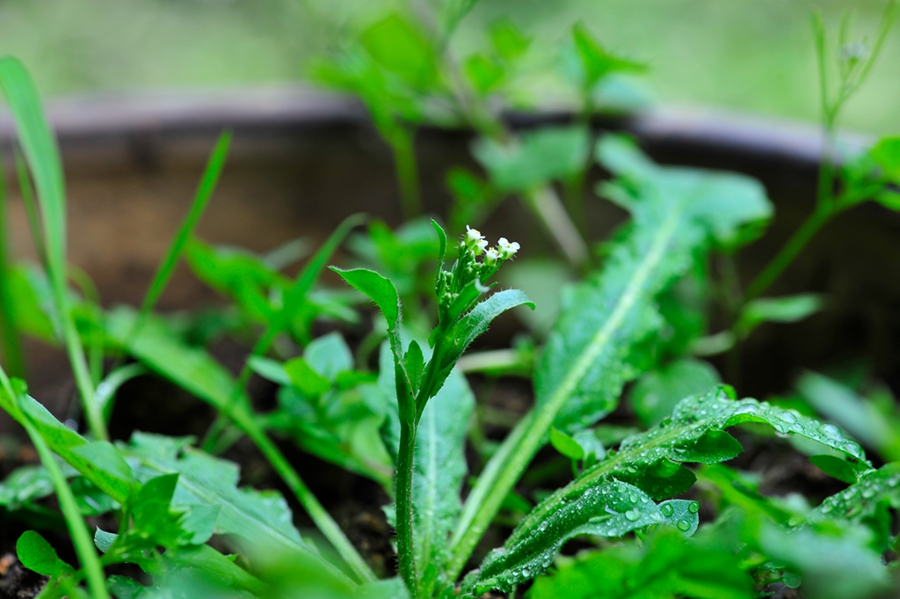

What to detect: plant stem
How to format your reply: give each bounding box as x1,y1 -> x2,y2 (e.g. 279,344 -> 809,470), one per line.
392,128 -> 423,219
744,206 -> 832,302
395,419 -> 419,598
523,186 -> 589,270
232,408 -> 377,585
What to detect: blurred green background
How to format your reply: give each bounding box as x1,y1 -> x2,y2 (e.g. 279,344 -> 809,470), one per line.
1,0 -> 898,133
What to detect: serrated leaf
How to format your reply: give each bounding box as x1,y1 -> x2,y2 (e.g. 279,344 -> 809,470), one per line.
464,389 -> 869,595
809,463 -> 900,524
451,136 -> 772,573
17,530 -> 70,577
462,480 -> 665,595
542,135 -> 771,434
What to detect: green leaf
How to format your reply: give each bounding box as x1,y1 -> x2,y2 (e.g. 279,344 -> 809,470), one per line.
285,357 -> 332,397
658,499 -> 700,535
489,19 -> 530,60
737,294 -> 823,337
464,55 -> 504,93
809,462 -> 900,525
571,23 -> 644,87
549,427 -> 584,461
630,358 -> 721,425
118,432 -> 341,577
876,189 -> 900,211
17,530 -> 71,577
473,126 -> 590,192
332,268 -> 400,328
360,14 -> 438,88
527,527 -> 753,599
809,454 -> 864,484
464,389 -> 869,595
305,332 -> 354,380
461,480 -> 666,595
869,136 -> 900,182
797,372 -> 896,455
449,135 -> 772,576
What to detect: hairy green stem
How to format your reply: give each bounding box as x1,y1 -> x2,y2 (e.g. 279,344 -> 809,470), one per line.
395,420 -> 419,597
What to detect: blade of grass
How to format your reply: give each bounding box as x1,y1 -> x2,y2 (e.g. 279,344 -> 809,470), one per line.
0,154 -> 25,378
14,150 -> 47,270
126,131 -> 232,346
0,367 -> 109,599
0,57 -> 104,440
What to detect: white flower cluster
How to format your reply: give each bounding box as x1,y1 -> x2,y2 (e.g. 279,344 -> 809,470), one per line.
464,226 -> 520,265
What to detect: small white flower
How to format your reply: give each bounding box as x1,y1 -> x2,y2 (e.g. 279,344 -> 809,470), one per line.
473,238 -> 488,256
465,225 -> 485,248
497,237 -> 520,260
484,247 -> 499,265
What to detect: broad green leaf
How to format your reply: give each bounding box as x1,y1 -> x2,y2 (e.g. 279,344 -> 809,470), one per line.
106,308 -> 239,413
17,530 -> 71,577
464,389 -> 868,595
285,357 -> 332,397
527,527 -> 753,599
630,358 -> 721,425
450,135 -> 772,575
473,126 -> 590,192
117,432 -> 349,580
305,332 -> 354,380
737,294 -> 823,337
360,14 -> 438,88
461,480 -> 666,595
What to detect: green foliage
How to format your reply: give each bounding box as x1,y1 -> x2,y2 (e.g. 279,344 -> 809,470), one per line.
630,358 -> 721,426
527,527 -> 753,599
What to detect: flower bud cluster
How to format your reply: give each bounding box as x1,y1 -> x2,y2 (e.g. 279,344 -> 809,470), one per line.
436,226 -> 521,323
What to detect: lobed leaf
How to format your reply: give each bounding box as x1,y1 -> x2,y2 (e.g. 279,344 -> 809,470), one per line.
450,136 -> 772,575
464,388 -> 869,594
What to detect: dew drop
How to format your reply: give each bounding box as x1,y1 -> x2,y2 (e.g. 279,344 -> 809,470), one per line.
777,410 -> 798,424
661,504 -> 674,517
819,423 -> 842,439
688,501 -> 700,514
861,487 -> 876,499
677,520 -> 691,532
625,509 -> 640,522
